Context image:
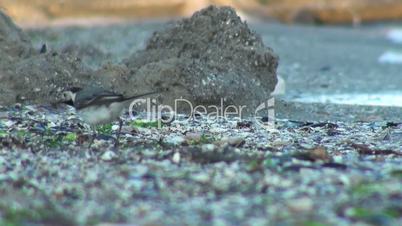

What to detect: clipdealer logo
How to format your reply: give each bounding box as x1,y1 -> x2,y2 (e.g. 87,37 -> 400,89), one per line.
128,97 -> 275,129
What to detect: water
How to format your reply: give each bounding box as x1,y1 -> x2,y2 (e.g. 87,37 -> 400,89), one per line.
387,28 -> 402,44
292,92 -> 402,107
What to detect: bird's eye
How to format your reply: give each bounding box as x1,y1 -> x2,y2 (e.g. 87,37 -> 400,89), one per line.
62,92 -> 69,99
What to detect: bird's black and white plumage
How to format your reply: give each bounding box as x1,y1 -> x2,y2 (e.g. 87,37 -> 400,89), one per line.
62,87 -> 157,126
61,86 -> 158,147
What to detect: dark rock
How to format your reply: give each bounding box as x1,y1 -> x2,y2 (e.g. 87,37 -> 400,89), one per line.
321,162 -> 348,170
237,120 -> 253,129
187,146 -> 241,164
40,44 -> 47,54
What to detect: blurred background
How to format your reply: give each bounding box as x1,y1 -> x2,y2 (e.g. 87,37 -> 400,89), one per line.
2,0 -> 402,27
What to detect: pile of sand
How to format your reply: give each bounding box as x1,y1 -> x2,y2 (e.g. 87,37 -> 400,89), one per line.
0,6 -> 278,115
122,6 -> 278,114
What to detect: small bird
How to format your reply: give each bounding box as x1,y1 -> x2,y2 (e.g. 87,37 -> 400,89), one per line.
61,86 -> 158,147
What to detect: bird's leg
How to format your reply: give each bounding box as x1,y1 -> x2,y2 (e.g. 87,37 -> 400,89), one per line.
115,118 -> 123,148
88,126 -> 96,149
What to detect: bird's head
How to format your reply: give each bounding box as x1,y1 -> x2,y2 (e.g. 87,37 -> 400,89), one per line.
61,87 -> 82,106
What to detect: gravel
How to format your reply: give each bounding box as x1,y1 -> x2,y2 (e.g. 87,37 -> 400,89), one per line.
0,104 -> 401,226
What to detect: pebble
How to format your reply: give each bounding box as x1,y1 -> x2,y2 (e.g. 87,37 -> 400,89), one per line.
333,155 -> 343,163
202,144 -> 216,152
165,134 -> 186,145
310,147 -> 330,161
172,152 -> 181,163
3,120 -> 14,127
185,132 -> 202,143
226,137 -> 245,147
191,172 -> 210,183
101,151 -> 117,161
287,197 -> 314,212
132,165 -> 148,177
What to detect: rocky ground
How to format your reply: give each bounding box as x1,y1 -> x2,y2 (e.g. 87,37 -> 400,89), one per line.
1,6 -> 402,226
0,104 -> 402,226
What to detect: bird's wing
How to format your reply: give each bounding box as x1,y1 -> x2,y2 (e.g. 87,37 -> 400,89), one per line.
75,88 -> 124,110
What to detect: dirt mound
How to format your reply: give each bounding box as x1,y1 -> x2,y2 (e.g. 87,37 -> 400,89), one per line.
0,10 -> 33,63
0,6 -> 278,116
0,10 -> 94,105
124,6 -> 278,115
0,53 -> 95,105
0,11 -> 34,105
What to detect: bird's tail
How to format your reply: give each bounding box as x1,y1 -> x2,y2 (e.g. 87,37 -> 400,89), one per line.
122,91 -> 159,101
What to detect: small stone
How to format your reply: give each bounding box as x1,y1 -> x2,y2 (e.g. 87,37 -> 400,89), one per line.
3,120 -> 14,127
309,146 -> 331,161
272,139 -> 290,147
165,134 -> 186,145
85,171 -> 99,183
0,112 -> 7,119
295,146 -> 331,162
202,144 -> 216,152
192,173 -> 210,183
101,151 -> 117,161
112,125 -> 120,131
172,152 -> 181,164
185,132 -> 202,143
226,137 -> 245,147
237,121 -> 252,129
333,155 -> 343,163
287,197 -> 314,212
338,174 -> 351,186
216,137 -> 245,147
299,143 -> 315,149
132,165 -> 148,177
25,105 -> 37,112
47,121 -> 57,128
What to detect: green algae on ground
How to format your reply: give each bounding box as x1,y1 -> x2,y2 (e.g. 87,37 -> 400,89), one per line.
345,206 -> 400,225
301,220 -> 327,226
0,130 -> 7,138
96,124 -> 113,135
351,182 -> 384,198
186,134 -> 217,145
131,120 -> 160,129
45,136 -> 62,148
390,169 -> 402,178
0,205 -> 74,226
63,132 -> 77,143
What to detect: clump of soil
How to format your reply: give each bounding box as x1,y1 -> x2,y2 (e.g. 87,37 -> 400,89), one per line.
0,11 -> 34,104
0,11 -> 95,105
124,6 -> 278,115
0,6 -> 278,114
0,11 -> 33,62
